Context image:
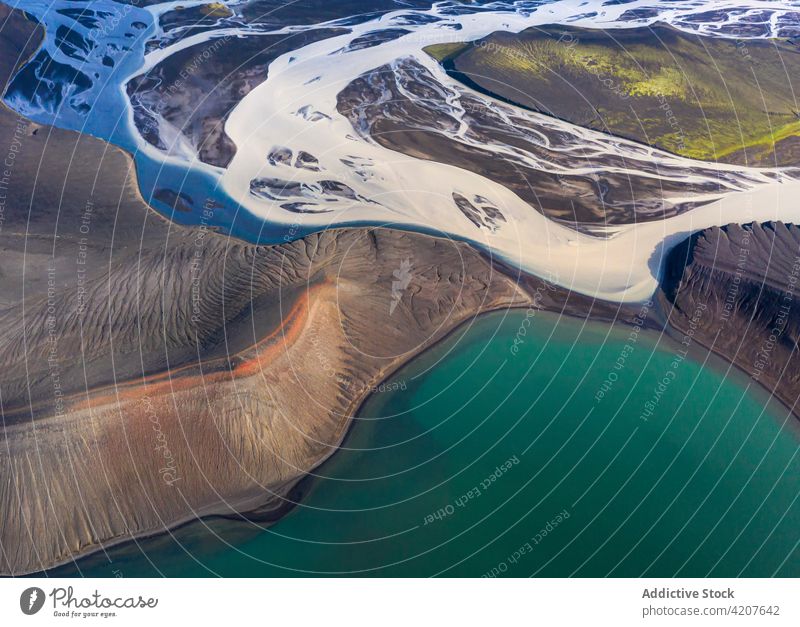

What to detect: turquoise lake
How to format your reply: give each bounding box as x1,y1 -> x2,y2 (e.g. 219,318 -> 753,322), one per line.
52,310 -> 800,577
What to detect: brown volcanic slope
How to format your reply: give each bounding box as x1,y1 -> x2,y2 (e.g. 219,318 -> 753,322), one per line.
661,222 -> 800,414
0,5 -> 541,575
1,222 -> 534,575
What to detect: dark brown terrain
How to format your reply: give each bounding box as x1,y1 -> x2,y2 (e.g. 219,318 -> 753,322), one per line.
661,222 -> 800,414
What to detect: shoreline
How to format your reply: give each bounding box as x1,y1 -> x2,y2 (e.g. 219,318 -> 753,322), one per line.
39,295 -> 800,577
34,295 -> 530,577
658,298 -> 800,429
32,292 -> 653,577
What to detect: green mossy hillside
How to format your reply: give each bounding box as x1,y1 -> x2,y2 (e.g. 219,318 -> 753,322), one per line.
431,24 -> 800,166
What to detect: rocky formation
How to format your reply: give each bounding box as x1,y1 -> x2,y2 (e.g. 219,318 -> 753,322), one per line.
661,222 -> 800,414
